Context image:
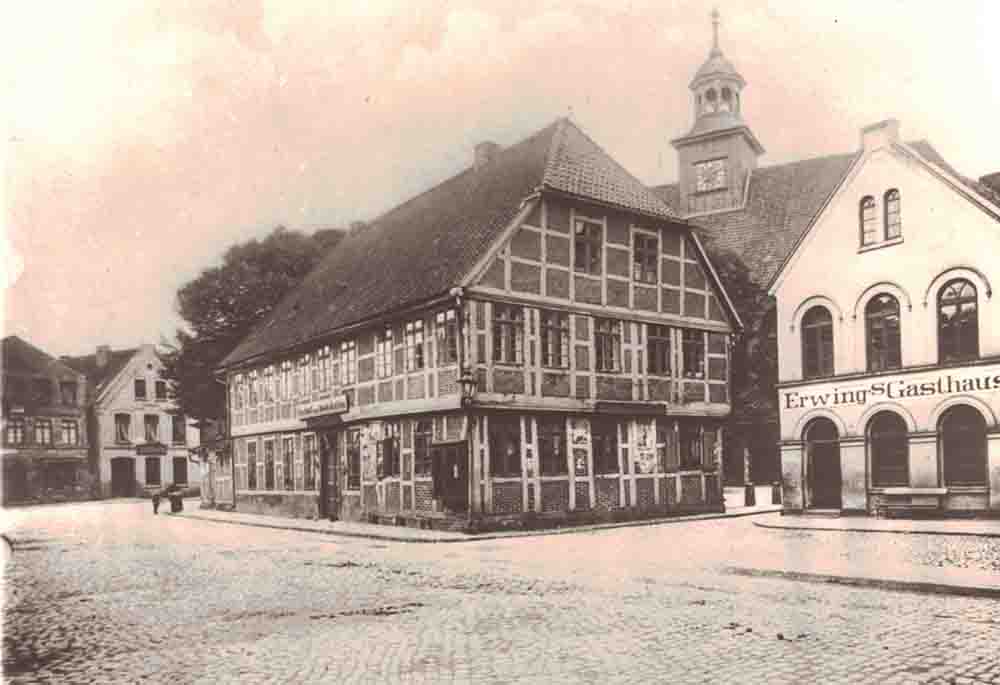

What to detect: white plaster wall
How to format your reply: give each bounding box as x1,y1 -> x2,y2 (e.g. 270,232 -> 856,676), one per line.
774,145 -> 1000,383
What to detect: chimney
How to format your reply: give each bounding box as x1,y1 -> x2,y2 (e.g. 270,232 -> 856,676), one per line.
474,141 -> 501,171
96,345 -> 110,368
860,118 -> 900,153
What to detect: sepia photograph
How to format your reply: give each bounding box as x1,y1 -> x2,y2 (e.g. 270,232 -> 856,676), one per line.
3,1 -> 1000,682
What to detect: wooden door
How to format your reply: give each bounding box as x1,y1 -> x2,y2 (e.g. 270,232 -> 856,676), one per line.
319,431 -> 339,520
433,443 -> 468,513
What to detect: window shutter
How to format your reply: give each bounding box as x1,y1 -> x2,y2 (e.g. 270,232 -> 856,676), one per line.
702,428 -> 717,469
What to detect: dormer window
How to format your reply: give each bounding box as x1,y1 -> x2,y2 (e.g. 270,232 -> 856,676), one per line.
694,158 -> 728,193
884,189 -> 901,240
859,196 -> 877,246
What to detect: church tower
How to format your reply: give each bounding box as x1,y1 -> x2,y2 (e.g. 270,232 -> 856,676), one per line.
671,9 -> 764,216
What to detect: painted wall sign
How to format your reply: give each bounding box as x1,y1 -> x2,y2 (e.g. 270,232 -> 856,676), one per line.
783,368 -> 1000,411
136,442 -> 167,456
299,393 -> 349,420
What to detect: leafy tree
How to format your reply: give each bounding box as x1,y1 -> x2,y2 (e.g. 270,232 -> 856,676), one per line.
161,226 -> 346,422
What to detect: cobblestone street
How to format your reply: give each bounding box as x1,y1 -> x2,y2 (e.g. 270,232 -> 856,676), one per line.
4,501 -> 1000,684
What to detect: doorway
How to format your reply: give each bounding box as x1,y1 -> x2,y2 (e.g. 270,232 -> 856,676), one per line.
432,443 -> 468,513
110,458 -> 136,497
805,418 -> 841,509
318,431 -> 339,520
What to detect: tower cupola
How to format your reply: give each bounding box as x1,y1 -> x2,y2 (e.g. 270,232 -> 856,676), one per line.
671,9 -> 764,216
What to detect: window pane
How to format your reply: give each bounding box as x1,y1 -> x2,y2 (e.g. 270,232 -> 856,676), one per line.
870,412 -> 908,487
941,406 -> 986,485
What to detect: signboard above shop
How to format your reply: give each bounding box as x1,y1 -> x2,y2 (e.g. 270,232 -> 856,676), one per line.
299,393 -> 349,420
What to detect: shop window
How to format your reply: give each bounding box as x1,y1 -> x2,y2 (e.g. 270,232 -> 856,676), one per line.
574,219 -> 602,275
146,457 -> 161,486
859,196 -> 877,246
303,434 -> 317,490
538,417 -> 567,476
681,329 -> 705,379
492,305 -> 524,365
134,379 -> 147,401
647,324 -> 671,376
540,310 -> 569,369
869,411 -> 908,487
866,294 -> 901,372
144,414 -> 159,443
340,341 -> 357,385
940,405 -> 987,486
171,415 -> 186,444
679,422 -> 702,470
347,430 -> 361,489
436,310 -> 458,366
376,327 -> 393,378
35,419 -> 52,445
247,442 -> 258,490
801,306 -> 834,379
595,319 -> 622,373
60,381 -> 78,406
632,233 -> 658,284
60,420 -> 78,445
264,440 -> 275,490
173,457 -> 188,486
282,436 -> 294,490
378,424 -> 400,478
884,189 -> 901,239
404,320 -> 425,372
489,415 -> 522,477
938,279 -> 979,363
591,418 -> 620,474
5,417 -> 25,444
414,420 -> 433,476
155,380 -> 167,401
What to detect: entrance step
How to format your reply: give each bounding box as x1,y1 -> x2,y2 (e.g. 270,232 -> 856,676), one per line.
801,509 -> 842,518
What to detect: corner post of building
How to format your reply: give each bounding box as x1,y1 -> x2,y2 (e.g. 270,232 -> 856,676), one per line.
779,440 -> 804,513
838,436 -> 867,514
987,428 -> 1000,511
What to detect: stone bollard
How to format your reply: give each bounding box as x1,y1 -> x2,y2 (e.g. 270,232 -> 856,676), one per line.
771,481 -> 782,505
744,482 -> 756,507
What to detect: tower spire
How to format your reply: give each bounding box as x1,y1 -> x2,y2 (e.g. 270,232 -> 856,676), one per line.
711,7 -> 721,54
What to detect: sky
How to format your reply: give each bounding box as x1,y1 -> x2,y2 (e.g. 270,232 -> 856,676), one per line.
4,0 -> 999,357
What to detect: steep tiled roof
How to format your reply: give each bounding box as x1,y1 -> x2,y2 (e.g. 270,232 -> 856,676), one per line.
222,118 -> 677,368
2,336 -> 82,378
62,348 -> 138,396
652,140 -> 959,288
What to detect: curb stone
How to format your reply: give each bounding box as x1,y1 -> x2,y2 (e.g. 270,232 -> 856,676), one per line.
754,520 -> 1000,539
725,565 -> 1000,599
179,507 -> 782,544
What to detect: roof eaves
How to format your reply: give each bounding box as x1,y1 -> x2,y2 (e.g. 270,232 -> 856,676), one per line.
686,230 -> 744,331
894,141 -> 1000,222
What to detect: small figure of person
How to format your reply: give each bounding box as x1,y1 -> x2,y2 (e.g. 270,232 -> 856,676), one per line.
152,491 -> 161,515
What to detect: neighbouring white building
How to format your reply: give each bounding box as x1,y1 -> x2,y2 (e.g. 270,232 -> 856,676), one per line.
768,119 -> 1000,516
65,344 -> 201,497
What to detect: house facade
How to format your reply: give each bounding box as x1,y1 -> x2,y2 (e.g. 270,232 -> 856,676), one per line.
220,120 -> 740,530
1,336 -> 93,504
769,120 -> 1000,516
65,344 -> 200,497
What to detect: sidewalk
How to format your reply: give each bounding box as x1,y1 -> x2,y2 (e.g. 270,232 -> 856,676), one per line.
178,502 -> 782,544
755,514 -> 1000,539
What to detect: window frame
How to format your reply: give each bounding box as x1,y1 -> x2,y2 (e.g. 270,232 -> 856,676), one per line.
414,420 -> 433,477
573,219 -> 603,275
347,429 -> 361,489
303,434 -> 317,490
340,341 -> 357,385
681,329 -> 705,379
376,326 -> 394,378
537,416 -> 568,476
134,378 -> 147,401
115,413 -> 131,443
492,305 -> 524,365
435,309 -> 459,366
859,195 -> 877,246
591,418 -> 620,474
632,232 -> 659,284
60,419 -> 79,445
647,324 -> 672,376
801,306 -> 835,379
59,381 -> 78,406
540,309 -> 569,369
938,279 -> 979,363
247,441 -> 258,490
145,457 -> 162,486
594,318 -> 622,373
869,411 -> 909,488
5,417 -> 26,445
154,380 -> 168,401
865,294 -> 901,372
884,189 -> 901,240
282,436 -> 294,491
143,414 -> 159,443
404,320 -> 425,372
939,405 -> 987,486
489,415 -> 522,477
263,439 -> 276,490
679,421 -> 702,470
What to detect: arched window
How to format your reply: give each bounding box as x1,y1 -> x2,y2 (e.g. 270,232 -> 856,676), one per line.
859,196 -> 877,246
938,279 -> 979,362
869,411 -> 908,487
865,294 -> 901,371
939,405 -> 987,486
705,88 -> 717,112
720,87 -> 733,112
884,189 -> 901,240
801,306 -> 834,379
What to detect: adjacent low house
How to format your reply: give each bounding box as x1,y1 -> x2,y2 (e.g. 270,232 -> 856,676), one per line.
218,118 -> 741,530
1,336 -> 92,504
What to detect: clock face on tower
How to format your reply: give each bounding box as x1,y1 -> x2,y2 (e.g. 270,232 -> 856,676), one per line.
694,158 -> 728,192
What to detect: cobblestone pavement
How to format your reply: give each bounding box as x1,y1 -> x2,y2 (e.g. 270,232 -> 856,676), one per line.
4,501 -> 1000,684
